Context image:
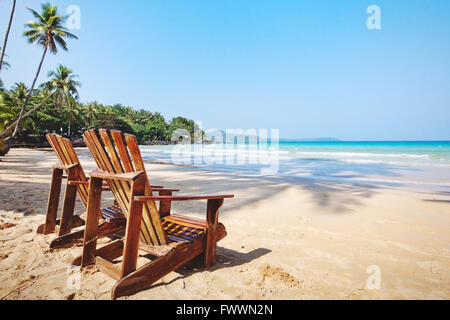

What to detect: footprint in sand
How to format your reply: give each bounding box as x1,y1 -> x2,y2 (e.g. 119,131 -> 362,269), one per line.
0,222 -> 16,230
259,264 -> 303,288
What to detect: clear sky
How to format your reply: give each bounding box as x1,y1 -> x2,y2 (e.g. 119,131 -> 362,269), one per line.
1,0 -> 449,140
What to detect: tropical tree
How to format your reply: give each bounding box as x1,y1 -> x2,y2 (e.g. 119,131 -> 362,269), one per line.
0,88 -> 55,138
145,112 -> 168,142
8,3 -> 78,143
41,64 -> 80,110
61,96 -> 81,137
0,83 -> 32,137
0,90 -> 14,130
0,0 -> 16,72
82,101 -> 100,129
168,117 -> 195,140
7,82 -> 30,111
0,65 -> 81,136
40,64 -> 81,136
2,65 -> 81,138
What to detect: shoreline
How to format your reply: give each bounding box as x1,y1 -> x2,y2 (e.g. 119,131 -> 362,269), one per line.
0,148 -> 449,300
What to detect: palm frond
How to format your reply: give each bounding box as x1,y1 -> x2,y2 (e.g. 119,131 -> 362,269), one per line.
53,35 -> 68,51
26,7 -> 45,24
24,3 -> 78,53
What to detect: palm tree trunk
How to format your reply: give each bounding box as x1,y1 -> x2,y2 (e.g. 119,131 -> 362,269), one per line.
0,0 -> 16,73
0,92 -> 55,137
9,45 -> 48,141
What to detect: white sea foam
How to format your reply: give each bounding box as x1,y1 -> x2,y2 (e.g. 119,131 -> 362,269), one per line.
138,142 -> 450,189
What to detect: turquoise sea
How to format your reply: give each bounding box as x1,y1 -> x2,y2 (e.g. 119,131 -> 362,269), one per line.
140,141 -> 450,192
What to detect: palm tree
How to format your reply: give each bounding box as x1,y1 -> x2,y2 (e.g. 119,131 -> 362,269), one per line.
61,96 -> 80,137
0,0 -> 16,73
0,89 -> 56,138
8,82 -> 30,107
0,90 -> 14,130
1,64 -> 80,138
0,47 -> 11,90
41,64 -> 80,110
0,83 -> 32,137
0,47 -> 11,71
83,101 -> 100,129
41,65 -> 81,136
8,3 -> 77,142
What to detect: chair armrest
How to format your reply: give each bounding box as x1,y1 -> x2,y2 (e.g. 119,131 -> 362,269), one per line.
88,170 -> 175,192
53,163 -> 79,171
89,169 -> 145,182
152,188 -> 180,193
87,176 -> 110,186
67,180 -> 109,189
68,180 -> 109,186
68,181 -> 89,186
134,194 -> 234,202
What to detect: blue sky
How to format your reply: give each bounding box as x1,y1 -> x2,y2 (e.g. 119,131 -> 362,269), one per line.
0,0 -> 449,140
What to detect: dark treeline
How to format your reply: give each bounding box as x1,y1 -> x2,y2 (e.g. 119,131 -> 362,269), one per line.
0,80 -> 200,147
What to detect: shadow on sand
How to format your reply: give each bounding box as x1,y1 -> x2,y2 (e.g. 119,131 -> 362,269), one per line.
146,247 -> 272,289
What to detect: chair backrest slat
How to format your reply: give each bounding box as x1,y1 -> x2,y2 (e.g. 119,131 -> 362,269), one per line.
61,138 -> 89,204
109,130 -> 155,243
83,129 -> 167,246
110,130 -> 134,172
46,134 -> 89,206
124,134 -> 146,172
83,130 -> 133,224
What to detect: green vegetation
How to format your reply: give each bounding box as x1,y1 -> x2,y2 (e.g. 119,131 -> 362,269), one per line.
10,3 -> 78,141
0,73 -> 200,145
0,2 -> 199,154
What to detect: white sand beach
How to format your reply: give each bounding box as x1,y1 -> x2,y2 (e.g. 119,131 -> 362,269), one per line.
0,148 -> 449,300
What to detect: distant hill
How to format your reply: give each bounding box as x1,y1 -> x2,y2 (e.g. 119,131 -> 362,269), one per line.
281,138 -> 342,142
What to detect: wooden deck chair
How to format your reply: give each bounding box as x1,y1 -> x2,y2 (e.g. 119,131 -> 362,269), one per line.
38,133 -> 177,250
75,129 -> 233,299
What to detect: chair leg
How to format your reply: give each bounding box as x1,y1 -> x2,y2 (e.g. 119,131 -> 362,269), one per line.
112,240 -> 203,299
158,190 -> 172,218
81,177 -> 103,267
50,218 -> 126,250
121,175 -> 145,278
42,167 -> 64,235
59,165 -> 80,236
204,198 -> 224,268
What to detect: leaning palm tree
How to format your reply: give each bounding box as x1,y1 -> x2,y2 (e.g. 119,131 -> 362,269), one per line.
0,0 -> 16,73
0,83 -> 31,137
8,3 -> 77,142
0,89 -> 56,138
0,48 -> 11,71
0,64 -> 80,138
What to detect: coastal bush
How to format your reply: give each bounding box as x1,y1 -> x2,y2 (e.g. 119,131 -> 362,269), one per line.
1,81 -> 202,146
0,138 -> 7,156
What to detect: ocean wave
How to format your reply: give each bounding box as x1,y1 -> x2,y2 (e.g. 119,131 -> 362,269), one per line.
291,151 -> 431,159
139,144 -> 450,169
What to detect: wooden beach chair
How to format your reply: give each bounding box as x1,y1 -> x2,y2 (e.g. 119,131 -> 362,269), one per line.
74,129 -> 233,299
38,134 -> 177,250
